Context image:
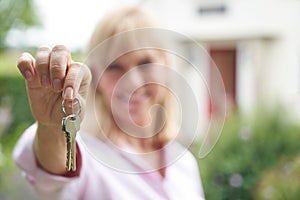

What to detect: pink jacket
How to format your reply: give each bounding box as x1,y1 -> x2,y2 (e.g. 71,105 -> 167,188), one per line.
13,123 -> 205,200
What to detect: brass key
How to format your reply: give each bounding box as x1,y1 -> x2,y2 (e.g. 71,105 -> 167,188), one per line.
62,98 -> 81,171
62,114 -> 80,171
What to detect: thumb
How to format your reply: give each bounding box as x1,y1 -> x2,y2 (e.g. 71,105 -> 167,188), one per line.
63,62 -> 91,100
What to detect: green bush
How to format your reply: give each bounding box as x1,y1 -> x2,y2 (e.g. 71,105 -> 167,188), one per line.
0,51 -> 36,198
253,154 -> 300,200
196,106 -> 300,199
0,76 -> 34,134
0,51 -> 34,152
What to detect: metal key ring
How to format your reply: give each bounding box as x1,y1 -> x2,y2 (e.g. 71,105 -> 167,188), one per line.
62,97 -> 82,116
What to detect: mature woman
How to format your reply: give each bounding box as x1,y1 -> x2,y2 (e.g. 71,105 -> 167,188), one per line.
13,6 -> 205,199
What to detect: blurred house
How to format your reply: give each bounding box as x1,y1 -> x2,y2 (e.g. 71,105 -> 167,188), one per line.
144,0 -> 300,121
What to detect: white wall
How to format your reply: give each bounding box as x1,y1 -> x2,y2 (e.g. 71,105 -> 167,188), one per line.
145,0 -> 300,115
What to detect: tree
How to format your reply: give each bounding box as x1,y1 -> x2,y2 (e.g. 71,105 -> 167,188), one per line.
0,0 -> 41,50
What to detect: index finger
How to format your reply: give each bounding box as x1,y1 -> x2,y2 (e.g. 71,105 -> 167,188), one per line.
17,52 -> 35,81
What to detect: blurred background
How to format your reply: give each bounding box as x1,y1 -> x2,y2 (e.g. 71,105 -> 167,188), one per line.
1,0 -> 300,199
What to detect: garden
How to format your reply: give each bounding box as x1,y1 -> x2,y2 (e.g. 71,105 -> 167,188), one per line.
2,50 -> 300,199
2,0 -> 300,199
196,106 -> 300,199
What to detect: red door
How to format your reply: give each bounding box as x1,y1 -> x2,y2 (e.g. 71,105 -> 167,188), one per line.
208,48 -> 236,116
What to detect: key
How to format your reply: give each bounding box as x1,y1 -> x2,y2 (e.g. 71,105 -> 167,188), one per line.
62,114 -> 80,171
64,131 -> 72,171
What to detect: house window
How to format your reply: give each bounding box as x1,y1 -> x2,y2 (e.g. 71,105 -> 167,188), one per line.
197,4 -> 227,16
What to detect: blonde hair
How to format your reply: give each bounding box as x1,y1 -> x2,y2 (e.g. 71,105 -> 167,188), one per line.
88,6 -> 160,51
82,6 -> 178,145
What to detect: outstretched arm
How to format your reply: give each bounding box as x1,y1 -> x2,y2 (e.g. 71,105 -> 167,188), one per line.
17,45 -> 91,174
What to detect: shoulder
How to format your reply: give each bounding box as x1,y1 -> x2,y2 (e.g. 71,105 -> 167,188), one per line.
165,142 -> 205,198
165,141 -> 199,173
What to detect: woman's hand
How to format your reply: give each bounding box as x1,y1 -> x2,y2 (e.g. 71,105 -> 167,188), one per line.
17,45 -> 91,128
17,45 -> 91,174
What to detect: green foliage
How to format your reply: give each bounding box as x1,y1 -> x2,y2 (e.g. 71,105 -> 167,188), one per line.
0,51 -> 33,155
0,123 -> 36,199
0,75 -> 34,134
0,0 -> 41,50
253,155 -> 300,200
0,50 -> 36,197
197,107 -> 300,199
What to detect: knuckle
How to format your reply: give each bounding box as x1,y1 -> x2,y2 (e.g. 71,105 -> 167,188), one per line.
66,73 -> 77,82
50,45 -> 71,65
50,64 -> 65,78
64,64 -> 82,86
37,46 -> 51,52
70,62 -> 81,69
18,57 -> 30,67
65,74 -> 77,87
36,60 -> 48,69
52,45 -> 69,53
51,64 -> 64,73
17,53 -> 33,68
35,47 -> 51,69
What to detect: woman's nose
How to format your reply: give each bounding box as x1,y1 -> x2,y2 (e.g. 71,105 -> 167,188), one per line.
121,68 -> 145,93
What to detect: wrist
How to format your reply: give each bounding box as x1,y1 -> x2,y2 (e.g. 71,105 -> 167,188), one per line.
34,122 -> 68,174
36,122 -> 64,136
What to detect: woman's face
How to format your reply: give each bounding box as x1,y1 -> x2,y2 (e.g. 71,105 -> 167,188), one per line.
97,50 -> 167,128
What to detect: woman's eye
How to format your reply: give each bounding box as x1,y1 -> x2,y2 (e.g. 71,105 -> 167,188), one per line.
138,59 -> 153,67
107,64 -> 122,71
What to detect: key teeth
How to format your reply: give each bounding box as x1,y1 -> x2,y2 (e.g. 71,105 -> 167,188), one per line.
62,117 -> 66,132
65,136 -> 76,172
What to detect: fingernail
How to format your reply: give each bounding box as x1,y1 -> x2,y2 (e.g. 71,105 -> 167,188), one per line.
24,70 -> 33,80
41,75 -> 50,87
64,87 -> 74,100
53,79 -> 62,90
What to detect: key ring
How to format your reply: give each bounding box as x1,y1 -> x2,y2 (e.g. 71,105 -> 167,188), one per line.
62,97 -> 81,116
